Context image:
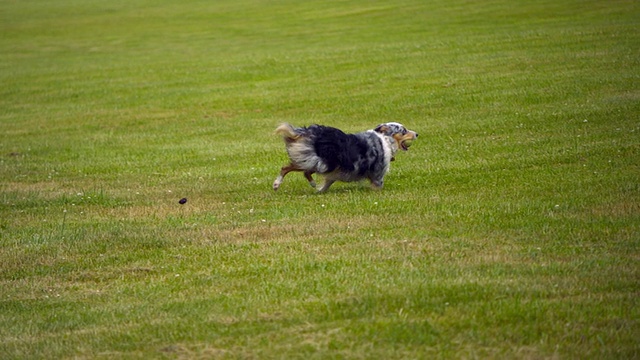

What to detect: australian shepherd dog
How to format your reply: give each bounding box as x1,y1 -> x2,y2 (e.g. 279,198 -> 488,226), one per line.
273,122 -> 418,192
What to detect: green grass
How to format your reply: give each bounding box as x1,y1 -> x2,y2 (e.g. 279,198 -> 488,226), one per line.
1,0 -> 639,358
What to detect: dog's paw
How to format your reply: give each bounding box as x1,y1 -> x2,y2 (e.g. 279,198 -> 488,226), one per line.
370,180 -> 384,190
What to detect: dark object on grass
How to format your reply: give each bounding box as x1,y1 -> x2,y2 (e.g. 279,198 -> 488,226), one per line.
179,198 -> 187,204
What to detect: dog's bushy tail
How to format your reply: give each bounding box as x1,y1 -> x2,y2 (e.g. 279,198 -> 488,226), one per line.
275,123 -> 300,141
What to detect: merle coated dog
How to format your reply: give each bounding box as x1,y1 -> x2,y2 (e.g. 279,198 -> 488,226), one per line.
273,122 -> 418,192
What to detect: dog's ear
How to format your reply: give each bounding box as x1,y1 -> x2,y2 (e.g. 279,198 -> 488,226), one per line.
375,124 -> 389,134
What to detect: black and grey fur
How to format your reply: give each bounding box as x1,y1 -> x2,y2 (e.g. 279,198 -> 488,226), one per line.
273,122 -> 418,192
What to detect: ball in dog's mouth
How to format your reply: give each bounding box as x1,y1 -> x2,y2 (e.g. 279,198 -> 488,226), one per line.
401,139 -> 413,151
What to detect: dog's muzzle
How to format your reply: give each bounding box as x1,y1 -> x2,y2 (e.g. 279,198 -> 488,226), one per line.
400,132 -> 418,151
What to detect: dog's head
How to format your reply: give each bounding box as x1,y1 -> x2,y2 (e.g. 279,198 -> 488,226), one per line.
374,122 -> 418,151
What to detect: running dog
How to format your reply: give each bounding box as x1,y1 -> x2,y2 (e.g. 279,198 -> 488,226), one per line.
273,122 -> 418,192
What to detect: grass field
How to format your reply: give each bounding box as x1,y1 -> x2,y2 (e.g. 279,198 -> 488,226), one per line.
1,0 -> 639,358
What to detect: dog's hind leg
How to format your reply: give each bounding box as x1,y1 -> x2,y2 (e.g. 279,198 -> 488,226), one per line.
304,171 -> 316,188
273,164 -> 304,191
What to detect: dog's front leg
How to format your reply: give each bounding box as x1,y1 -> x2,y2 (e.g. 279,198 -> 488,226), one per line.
370,178 -> 384,190
317,179 -> 336,193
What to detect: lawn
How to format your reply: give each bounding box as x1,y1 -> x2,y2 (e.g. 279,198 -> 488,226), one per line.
1,0 -> 639,358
